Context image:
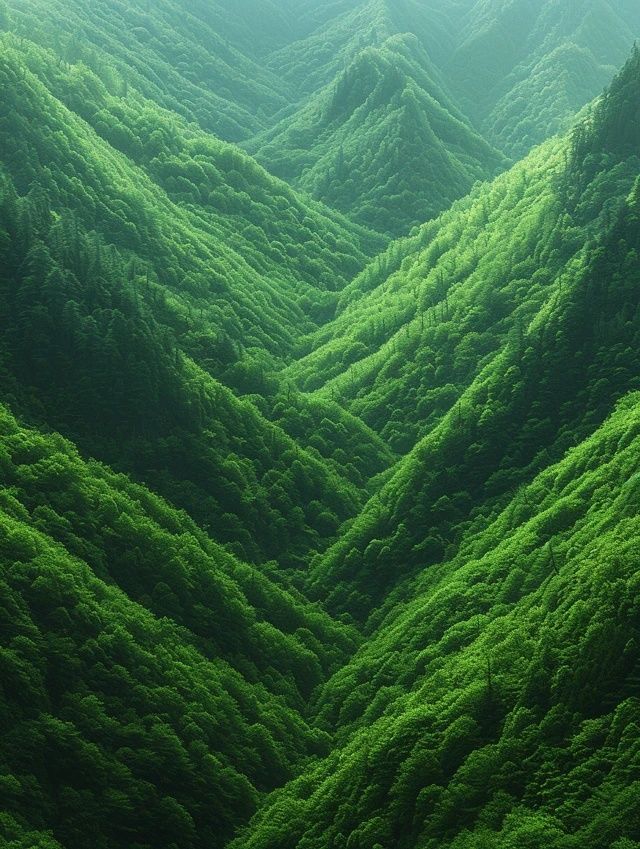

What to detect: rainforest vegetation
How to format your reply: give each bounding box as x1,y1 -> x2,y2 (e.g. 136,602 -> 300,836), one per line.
1,1 -> 640,848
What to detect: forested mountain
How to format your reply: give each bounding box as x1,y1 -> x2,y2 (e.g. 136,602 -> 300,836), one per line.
2,2 -> 640,849
232,390 -> 640,849
229,50 -> 640,849
251,0 -> 640,227
6,0 -> 637,237
247,34 -> 507,236
3,0 -> 293,141
298,48 -> 640,617
445,0 -> 640,156
0,24 -> 389,571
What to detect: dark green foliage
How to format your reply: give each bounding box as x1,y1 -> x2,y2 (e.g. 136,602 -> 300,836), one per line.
0,172 -> 370,571
0,404 -> 360,849
2,4 -> 640,849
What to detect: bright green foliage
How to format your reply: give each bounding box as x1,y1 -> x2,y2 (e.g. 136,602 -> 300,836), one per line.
2,3 -> 640,849
303,51 -> 640,617
286,136 -> 566,444
0,170 -> 371,569
0,30 -> 388,570
231,393 -> 640,849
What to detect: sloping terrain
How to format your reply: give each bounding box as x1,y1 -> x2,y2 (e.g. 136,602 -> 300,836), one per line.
0,404 -> 357,849
3,0 -> 293,141
1,3 -> 640,849
248,34 -> 506,236
445,0 -> 640,155
297,49 -> 640,617
231,390 -> 640,849
0,30 -> 389,572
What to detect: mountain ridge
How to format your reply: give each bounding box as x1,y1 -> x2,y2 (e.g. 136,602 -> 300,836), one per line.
2,4 -> 640,849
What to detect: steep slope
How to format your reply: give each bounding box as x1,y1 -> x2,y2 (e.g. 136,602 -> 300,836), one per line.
0,31 -> 380,350
260,0 -> 640,163
231,391 -> 640,849
0,169 -> 374,571
2,6 -> 640,849
294,50 -> 640,617
247,34 -> 506,236
0,404 -> 358,849
3,0 -> 293,141
446,0 -> 640,156
286,135 -> 566,450
262,0 -> 465,99
0,31 -> 390,570
262,0 -> 395,98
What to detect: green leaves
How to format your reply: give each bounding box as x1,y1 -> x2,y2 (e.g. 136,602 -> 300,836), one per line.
2,3 -> 640,849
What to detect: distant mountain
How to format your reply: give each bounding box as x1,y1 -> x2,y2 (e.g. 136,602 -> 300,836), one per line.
445,0 -> 640,155
242,0 -> 640,233
4,0 -> 293,141
247,34 -> 507,236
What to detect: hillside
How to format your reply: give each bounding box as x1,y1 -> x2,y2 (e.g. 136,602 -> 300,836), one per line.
0,404 -> 358,849
231,390 -> 640,849
3,0 -> 293,141
0,25 -> 392,573
2,3 -> 640,849
445,0 -> 640,156
226,52 -> 640,849
257,0 -> 640,159
247,34 -> 506,236
297,48 -> 640,617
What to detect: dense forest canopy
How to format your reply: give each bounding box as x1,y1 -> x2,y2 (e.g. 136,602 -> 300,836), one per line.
1,1 -> 640,849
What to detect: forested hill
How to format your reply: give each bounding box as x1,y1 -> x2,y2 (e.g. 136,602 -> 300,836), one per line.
2,2 -> 640,849
231,47 -> 640,849
246,34 -> 507,236
0,21 -> 390,572
298,47 -> 640,619
2,0 -> 294,141
5,0 -> 638,237
245,0 -> 640,232
444,0 -> 640,156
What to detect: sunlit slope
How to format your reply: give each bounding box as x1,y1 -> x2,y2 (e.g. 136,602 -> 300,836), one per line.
248,34 -> 506,236
1,170 -> 383,571
299,52 -> 640,616
231,391 -> 640,849
286,136 -> 566,451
